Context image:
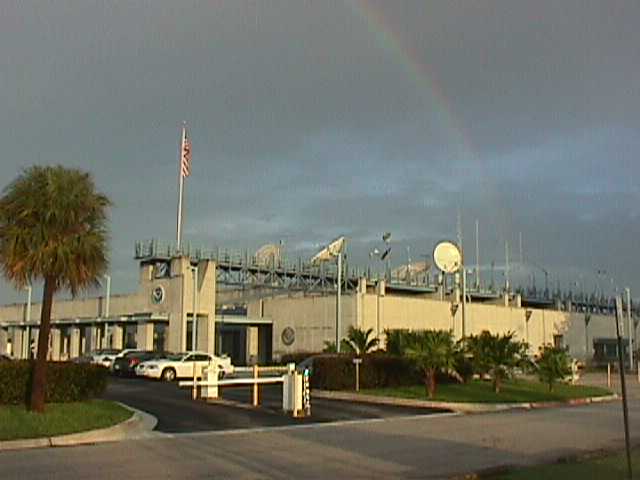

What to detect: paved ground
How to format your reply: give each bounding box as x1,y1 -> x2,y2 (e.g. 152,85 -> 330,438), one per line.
1,375 -> 635,479
1,396 -> 636,479
102,377 -> 447,432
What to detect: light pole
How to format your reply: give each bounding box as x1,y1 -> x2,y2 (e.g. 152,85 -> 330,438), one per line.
626,287 -> 633,370
191,265 -> 199,352
103,274 -> 111,348
24,285 -> 32,358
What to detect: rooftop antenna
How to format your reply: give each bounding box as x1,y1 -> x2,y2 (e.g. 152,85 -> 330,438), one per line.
519,232 -> 523,265
505,240 -> 510,293
475,219 -> 480,290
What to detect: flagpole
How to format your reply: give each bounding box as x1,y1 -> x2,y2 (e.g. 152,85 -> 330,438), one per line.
176,123 -> 186,253
336,251 -> 342,353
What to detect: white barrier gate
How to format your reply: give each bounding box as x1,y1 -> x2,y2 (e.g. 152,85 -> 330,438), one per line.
179,362 -> 310,418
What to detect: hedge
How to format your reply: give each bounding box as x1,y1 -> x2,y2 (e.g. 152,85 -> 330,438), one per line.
0,361 -> 109,405
309,353 -> 422,390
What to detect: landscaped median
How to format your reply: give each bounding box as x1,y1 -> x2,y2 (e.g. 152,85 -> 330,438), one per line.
313,379 -> 616,413
0,360 -> 154,450
0,400 -> 133,443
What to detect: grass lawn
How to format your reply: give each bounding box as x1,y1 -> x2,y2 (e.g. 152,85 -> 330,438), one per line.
360,379 -> 612,403
489,448 -> 640,479
0,400 -> 132,441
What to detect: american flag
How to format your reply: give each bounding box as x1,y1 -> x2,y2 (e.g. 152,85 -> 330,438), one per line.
180,127 -> 192,178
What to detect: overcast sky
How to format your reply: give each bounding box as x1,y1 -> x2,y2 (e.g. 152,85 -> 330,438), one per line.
1,0 -> 639,304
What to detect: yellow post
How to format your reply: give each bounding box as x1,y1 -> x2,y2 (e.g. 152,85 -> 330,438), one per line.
253,364 -> 259,407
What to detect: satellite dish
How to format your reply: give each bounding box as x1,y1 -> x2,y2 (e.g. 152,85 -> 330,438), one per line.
255,244 -> 282,266
433,241 -> 462,274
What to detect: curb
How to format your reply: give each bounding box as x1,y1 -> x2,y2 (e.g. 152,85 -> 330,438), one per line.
312,390 -> 619,414
0,403 -> 159,452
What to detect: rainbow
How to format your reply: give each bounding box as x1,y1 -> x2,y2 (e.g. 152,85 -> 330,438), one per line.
346,0 -> 511,240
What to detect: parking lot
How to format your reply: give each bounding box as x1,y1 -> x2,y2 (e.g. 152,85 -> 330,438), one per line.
103,377 -> 447,433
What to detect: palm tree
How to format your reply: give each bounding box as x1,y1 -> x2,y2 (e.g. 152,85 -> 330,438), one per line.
405,330 -> 459,399
465,330 -> 529,393
536,344 -> 571,392
0,166 -> 110,412
343,326 -> 379,355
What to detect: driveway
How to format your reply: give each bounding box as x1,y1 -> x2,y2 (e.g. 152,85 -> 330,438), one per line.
102,377 -> 448,433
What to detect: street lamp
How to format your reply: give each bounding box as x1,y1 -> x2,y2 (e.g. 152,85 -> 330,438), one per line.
103,274 -> 111,348
191,265 -> 199,352
24,285 -> 32,358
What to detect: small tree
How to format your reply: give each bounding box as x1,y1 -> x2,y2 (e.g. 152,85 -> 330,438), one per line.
465,331 -> 529,393
342,326 -> 379,355
405,330 -> 459,399
323,341 -> 337,353
0,166 -> 110,412
536,345 -> 571,392
384,328 -> 410,356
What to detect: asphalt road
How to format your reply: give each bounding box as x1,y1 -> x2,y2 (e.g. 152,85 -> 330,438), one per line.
2,397 -> 637,479
102,376 -> 447,433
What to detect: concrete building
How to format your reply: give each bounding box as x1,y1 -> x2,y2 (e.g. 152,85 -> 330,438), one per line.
0,250 -> 637,366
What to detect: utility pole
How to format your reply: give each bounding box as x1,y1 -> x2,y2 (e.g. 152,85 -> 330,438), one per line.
505,241 -> 510,293
103,274 -> 111,349
626,287 -> 633,370
475,219 -> 480,290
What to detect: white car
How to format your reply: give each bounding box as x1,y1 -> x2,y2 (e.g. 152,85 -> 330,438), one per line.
88,349 -> 121,369
136,351 -> 234,382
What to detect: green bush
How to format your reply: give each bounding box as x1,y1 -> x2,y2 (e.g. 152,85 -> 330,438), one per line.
309,353 -> 421,390
0,361 -> 109,405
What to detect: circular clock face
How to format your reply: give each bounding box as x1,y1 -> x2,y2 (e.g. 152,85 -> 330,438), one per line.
151,286 -> 165,304
281,327 -> 295,346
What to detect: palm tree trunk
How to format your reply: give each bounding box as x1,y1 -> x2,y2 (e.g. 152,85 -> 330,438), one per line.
493,374 -> 501,394
29,277 -> 55,412
426,369 -> 437,399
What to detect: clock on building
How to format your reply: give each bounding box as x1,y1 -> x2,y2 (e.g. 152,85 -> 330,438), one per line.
151,285 -> 165,304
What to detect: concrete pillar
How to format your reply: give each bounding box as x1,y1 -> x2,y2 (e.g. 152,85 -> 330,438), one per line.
111,324 -> 123,349
88,326 -> 100,352
247,326 -> 259,365
49,329 -> 61,360
0,328 -> 8,355
136,323 -> 154,351
12,328 -> 24,359
69,327 -> 81,358
196,315 -> 215,354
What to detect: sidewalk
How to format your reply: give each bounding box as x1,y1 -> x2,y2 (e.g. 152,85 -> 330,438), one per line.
0,404 -> 160,452
312,389 -> 618,414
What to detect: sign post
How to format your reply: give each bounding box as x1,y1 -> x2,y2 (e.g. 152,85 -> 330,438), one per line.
353,358 -> 362,392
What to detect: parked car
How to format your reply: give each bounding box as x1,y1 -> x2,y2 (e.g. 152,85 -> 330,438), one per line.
136,351 -> 234,381
112,351 -> 170,377
89,349 -> 121,368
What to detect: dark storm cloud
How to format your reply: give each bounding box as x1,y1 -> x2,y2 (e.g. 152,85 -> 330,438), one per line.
1,0 -> 639,302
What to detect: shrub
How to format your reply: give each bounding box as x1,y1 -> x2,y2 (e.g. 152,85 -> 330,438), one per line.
536,345 -> 572,392
0,361 -> 109,405
384,329 -> 411,356
308,353 -> 421,390
465,331 -> 529,393
404,330 -> 460,398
